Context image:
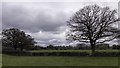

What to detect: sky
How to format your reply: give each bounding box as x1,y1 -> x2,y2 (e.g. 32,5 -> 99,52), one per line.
1,0 -> 120,46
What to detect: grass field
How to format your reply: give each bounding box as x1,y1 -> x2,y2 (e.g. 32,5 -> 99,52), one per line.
3,54 -> 118,66
0,54 -> 2,67
2,50 -> 119,66
29,50 -> 119,53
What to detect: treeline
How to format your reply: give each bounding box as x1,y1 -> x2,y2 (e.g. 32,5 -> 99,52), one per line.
32,44 -> 120,50
3,44 -> 120,52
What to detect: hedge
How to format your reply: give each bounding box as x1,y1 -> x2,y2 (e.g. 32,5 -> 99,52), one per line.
31,52 -> 89,56
2,50 -> 31,56
2,50 -> 120,56
94,51 -> 120,57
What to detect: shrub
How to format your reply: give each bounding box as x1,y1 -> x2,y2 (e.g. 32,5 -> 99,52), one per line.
2,50 -> 120,56
2,50 -> 31,56
94,51 -> 120,57
28,52 -> 90,56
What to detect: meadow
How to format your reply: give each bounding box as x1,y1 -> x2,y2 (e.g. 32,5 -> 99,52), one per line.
0,54 -> 2,67
2,50 -> 119,66
2,54 -> 118,66
29,50 -> 119,53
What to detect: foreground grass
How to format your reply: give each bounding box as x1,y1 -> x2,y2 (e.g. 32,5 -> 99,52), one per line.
0,54 -> 2,67
3,54 -> 118,66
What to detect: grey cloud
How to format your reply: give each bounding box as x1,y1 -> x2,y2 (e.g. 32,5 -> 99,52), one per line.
2,4 -> 34,31
2,3 -> 69,33
34,11 -> 67,32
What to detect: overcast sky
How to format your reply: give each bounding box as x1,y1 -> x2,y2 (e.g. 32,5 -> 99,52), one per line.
1,1 -> 120,46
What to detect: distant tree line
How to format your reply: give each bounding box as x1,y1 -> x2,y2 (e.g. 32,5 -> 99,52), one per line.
32,44 -> 120,50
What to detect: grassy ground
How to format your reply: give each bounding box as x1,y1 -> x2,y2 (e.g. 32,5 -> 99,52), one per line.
0,54 -> 2,67
29,50 -> 119,54
3,54 -> 118,66
30,50 -> 119,52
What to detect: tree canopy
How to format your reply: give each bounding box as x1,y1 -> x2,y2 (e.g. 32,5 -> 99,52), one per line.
66,5 -> 120,55
2,28 -> 36,51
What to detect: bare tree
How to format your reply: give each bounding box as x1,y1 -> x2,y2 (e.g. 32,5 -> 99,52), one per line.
66,5 -> 120,55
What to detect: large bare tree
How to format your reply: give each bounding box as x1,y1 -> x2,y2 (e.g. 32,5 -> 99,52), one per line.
67,5 -> 120,55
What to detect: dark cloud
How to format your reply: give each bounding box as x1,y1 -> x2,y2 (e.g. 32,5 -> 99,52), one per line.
0,3 -> 2,31
2,3 -> 69,33
2,4 -> 33,30
33,11 -> 67,32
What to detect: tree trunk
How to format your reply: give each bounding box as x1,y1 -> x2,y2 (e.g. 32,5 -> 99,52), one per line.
20,45 -> 23,51
90,40 -> 96,56
91,44 -> 95,56
13,45 -> 17,50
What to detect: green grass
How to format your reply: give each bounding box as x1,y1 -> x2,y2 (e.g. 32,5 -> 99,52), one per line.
29,50 -> 119,53
0,54 -> 2,67
3,54 -> 118,66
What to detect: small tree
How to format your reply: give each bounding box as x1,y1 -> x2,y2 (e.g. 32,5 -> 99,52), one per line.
67,5 -> 120,55
2,28 -> 36,51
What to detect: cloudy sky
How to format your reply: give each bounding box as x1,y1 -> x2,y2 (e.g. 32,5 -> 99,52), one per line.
1,0 -> 120,46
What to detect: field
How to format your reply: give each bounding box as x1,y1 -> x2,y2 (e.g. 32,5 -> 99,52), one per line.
29,50 -> 119,53
0,54 -> 2,67
2,54 -> 118,66
2,50 -> 119,66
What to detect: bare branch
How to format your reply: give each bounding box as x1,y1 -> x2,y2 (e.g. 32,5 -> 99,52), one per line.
67,4 -> 120,47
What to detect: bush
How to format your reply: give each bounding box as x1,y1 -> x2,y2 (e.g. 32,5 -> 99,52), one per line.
31,52 -> 89,56
2,50 -> 120,56
2,50 -> 31,56
94,51 -> 120,57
